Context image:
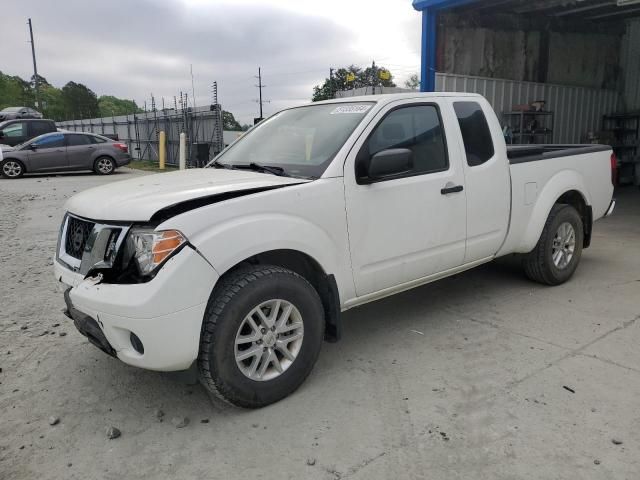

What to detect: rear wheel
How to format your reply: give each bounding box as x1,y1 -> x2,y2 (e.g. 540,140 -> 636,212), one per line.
198,265 -> 325,408
94,156 -> 115,175
523,204 -> 584,285
1,159 -> 25,179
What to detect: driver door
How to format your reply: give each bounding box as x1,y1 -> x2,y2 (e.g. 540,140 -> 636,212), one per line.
344,101 -> 467,297
26,133 -> 68,172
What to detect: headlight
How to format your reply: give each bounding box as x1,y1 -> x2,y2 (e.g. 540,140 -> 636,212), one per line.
128,229 -> 187,276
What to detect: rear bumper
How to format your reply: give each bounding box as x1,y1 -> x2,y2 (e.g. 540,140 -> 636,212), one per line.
605,198 -> 616,217
55,247 -> 219,371
115,154 -> 131,167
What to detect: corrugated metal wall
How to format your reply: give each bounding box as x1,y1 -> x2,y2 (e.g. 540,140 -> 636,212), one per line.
436,73 -> 621,143
621,18 -> 640,111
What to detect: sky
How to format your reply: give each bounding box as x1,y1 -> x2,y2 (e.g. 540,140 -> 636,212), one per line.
3,0 -> 422,125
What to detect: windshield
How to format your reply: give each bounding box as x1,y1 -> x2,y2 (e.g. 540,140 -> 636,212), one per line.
1,107 -> 21,113
208,102 -> 374,178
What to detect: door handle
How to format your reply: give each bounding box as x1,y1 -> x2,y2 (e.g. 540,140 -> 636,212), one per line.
441,183 -> 464,195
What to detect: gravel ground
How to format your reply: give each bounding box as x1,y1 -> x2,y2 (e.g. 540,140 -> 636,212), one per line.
1,170 -> 639,480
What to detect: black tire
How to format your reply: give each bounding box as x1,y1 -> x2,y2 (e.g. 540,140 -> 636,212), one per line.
1,159 -> 25,179
523,204 -> 584,286
94,156 -> 115,175
198,265 -> 325,408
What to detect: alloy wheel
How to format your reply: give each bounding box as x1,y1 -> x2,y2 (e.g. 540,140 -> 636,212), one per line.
234,299 -> 304,381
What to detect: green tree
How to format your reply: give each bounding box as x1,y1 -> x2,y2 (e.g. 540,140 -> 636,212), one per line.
222,110 -> 242,131
312,64 -> 396,101
0,71 -> 32,110
98,95 -> 141,117
404,74 -> 420,90
61,81 -> 100,119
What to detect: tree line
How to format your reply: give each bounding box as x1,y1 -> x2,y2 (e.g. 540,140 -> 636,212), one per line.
0,71 -> 247,130
0,71 -> 142,121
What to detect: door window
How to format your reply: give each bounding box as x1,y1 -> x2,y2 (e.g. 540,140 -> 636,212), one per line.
31,121 -> 53,137
32,133 -> 65,148
453,102 -> 495,166
66,134 -> 93,146
2,122 -> 26,137
359,105 -> 448,180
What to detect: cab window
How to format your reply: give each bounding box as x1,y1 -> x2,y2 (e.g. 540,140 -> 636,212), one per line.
358,104 -> 448,181
2,122 -> 26,137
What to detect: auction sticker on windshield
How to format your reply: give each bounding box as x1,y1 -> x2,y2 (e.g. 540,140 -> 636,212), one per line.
330,105 -> 371,115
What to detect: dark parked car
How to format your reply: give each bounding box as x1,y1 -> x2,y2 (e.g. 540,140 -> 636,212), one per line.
0,106 -> 43,121
0,132 -> 131,179
0,119 -> 57,146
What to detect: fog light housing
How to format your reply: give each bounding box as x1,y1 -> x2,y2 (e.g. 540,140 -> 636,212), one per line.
130,332 -> 144,354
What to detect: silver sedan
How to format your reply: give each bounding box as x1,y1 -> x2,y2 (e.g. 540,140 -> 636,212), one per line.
0,132 -> 131,179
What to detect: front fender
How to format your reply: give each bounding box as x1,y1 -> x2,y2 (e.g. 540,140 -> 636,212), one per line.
517,169 -> 590,253
189,213 -> 340,277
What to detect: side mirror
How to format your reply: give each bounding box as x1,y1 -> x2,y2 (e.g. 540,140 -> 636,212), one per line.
29,144 -> 38,150
358,148 -> 413,184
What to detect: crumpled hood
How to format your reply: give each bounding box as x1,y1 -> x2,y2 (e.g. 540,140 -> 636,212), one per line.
64,168 -> 310,222
0,144 -> 14,152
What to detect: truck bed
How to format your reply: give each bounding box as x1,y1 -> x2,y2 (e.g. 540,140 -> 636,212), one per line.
507,144 -> 611,164
499,143 -> 613,257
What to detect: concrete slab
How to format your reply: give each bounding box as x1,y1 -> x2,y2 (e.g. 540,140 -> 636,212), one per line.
0,172 -> 638,480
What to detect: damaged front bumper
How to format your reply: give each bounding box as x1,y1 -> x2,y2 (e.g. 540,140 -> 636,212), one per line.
55,247 -> 220,371
64,288 -> 116,357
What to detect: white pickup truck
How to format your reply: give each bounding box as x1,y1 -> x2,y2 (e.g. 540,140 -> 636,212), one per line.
54,93 -> 615,407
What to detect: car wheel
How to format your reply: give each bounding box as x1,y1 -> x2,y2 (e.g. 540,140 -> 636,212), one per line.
1,159 -> 25,179
198,265 -> 325,408
94,156 -> 115,175
523,204 -> 584,286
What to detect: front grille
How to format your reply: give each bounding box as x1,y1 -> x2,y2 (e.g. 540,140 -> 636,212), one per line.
65,216 -> 95,260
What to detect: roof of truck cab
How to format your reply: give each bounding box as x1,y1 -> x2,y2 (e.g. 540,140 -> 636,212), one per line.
313,92 -> 484,106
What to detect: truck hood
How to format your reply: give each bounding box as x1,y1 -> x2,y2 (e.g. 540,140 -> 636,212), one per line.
64,168 -> 311,222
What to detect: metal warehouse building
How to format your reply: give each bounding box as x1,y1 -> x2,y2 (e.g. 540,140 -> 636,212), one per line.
413,0 -> 640,184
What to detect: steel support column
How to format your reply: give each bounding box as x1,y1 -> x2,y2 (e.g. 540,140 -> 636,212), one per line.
420,8 -> 437,92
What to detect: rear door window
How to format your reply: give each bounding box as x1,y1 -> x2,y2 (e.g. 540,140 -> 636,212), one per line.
66,134 -> 93,146
30,121 -> 53,137
453,102 -> 495,166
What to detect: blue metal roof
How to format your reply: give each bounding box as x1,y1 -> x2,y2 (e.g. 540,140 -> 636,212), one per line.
412,0 -> 479,11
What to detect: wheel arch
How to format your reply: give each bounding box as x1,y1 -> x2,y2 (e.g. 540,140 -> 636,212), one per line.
217,249 -> 342,342
518,170 -> 591,253
2,157 -> 27,173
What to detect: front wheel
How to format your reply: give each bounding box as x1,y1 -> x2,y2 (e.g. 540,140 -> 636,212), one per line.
523,204 -> 584,285
94,156 -> 115,175
1,159 -> 25,179
198,265 -> 325,408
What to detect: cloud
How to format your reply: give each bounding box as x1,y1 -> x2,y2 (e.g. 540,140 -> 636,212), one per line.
4,0 -> 420,123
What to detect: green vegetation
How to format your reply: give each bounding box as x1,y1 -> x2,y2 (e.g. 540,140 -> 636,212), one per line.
0,71 -> 142,121
312,64 -> 397,102
128,160 -> 179,172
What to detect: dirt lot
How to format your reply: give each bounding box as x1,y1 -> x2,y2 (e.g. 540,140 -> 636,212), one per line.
1,169 -> 639,480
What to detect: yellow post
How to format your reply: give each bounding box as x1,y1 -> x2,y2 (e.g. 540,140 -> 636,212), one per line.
159,130 -> 166,170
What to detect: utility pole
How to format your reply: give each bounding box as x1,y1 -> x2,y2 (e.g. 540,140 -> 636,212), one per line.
27,18 -> 39,109
329,67 -> 334,99
371,60 -> 376,96
257,67 -> 264,119
255,67 -> 265,122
